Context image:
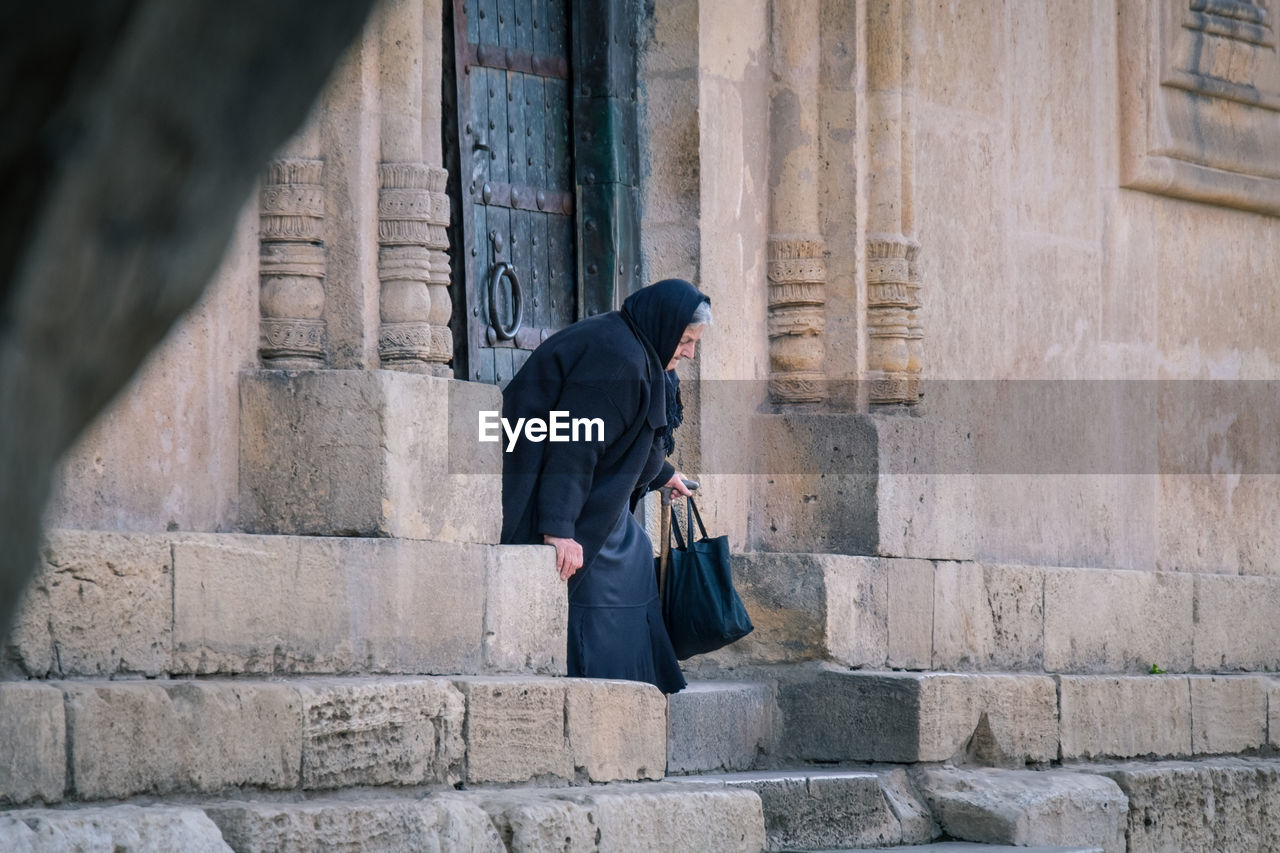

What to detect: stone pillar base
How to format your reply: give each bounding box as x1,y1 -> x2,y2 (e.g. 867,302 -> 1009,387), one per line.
752,411 -> 974,560
239,370 -> 500,543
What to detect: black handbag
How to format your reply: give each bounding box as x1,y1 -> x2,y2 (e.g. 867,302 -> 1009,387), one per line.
660,496 -> 753,660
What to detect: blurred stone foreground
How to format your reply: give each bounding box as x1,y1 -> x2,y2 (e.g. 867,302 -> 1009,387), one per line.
0,0 -> 379,646
5,2 -> 1280,852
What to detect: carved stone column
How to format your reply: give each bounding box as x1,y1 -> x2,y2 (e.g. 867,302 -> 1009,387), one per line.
767,237 -> 827,403
377,163 -> 452,373
866,233 -> 920,404
865,0 -> 922,405
377,0 -> 452,375
769,0 -> 827,405
258,157 -> 327,367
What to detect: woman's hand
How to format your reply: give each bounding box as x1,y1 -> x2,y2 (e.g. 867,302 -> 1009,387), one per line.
543,534 -> 584,581
663,471 -> 694,498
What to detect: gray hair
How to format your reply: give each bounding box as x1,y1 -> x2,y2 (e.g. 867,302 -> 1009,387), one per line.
690,301 -> 713,326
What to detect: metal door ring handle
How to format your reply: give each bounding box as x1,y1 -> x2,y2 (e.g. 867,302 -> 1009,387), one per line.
488,261 -> 523,340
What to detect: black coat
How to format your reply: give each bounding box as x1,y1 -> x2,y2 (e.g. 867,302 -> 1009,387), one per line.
500,311 -> 674,569
501,278 -> 710,567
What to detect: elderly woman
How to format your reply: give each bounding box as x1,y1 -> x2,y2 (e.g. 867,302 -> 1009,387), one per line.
500,278 -> 711,694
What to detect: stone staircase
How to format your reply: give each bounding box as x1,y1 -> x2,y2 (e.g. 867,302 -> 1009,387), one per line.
4,538 -> 1280,850
657,551 -> 1280,852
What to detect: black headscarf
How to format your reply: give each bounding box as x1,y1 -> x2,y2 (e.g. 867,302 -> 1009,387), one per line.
620,279 -> 710,455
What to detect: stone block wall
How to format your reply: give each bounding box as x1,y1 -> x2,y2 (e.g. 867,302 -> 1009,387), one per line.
5,530 -> 565,680
707,552 -> 1280,677
912,0 -> 1280,573
43,201 -> 259,533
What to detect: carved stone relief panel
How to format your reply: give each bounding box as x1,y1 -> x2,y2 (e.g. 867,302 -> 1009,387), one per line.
1120,0 -> 1280,214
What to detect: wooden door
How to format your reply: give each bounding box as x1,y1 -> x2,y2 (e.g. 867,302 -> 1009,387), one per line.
449,0 -> 576,386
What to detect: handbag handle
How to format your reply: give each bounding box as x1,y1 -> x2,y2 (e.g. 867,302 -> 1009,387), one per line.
686,496 -> 710,541
670,506 -> 688,551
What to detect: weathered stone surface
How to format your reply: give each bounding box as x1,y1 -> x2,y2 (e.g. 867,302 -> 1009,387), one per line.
471,782 -> 766,852
751,772 -> 900,851
839,840 -> 1100,845
1193,573 -> 1280,671
753,407 -> 980,561
1270,679 -> 1280,749
1058,675 -> 1192,759
914,673 -> 1058,764
880,767 -> 939,845
750,411 -> 975,563
917,767 -> 1127,853
1189,675 -> 1267,755
751,415 -> 879,557
43,203 -> 258,539
483,544 -> 567,675
565,679 -> 666,782
172,533 -> 486,675
1,806 -> 231,852
296,678 -> 465,789
778,669 -> 1057,763
455,678 -> 572,783
932,562 -> 1044,671
62,680 -> 301,799
824,556 -> 890,668
0,683 -> 65,805
554,783 -> 766,852
238,370 -> 501,543
470,791 -> 598,852
206,795 -> 503,853
886,558 -> 934,670
704,553 -> 928,670
1043,568 -> 1193,673
667,681 -> 772,774
707,555 -> 1054,676
705,552 -> 845,665
673,770 -> 908,852
704,556 -> 1277,679
7,530 -> 171,677
872,415 -> 978,561
1092,759 -> 1280,853
0,817 -> 39,853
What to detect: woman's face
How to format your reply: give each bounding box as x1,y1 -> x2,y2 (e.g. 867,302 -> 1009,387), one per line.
666,324 -> 705,371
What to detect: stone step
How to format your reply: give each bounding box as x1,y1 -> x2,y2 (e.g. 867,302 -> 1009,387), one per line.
1074,757 -> 1280,852
666,680 -> 773,774
913,767 -> 1126,853
824,840 -> 1105,845
697,552 -> 1280,676
0,805 -> 233,853
773,666 -> 1278,765
0,783 -> 766,852
0,675 -> 667,806
667,768 -> 936,852
5,529 -> 564,679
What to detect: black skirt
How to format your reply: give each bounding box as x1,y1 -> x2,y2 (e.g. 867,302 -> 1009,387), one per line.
566,506 -> 686,695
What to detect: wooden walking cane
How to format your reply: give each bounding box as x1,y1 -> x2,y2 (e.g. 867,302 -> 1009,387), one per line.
658,486 -> 673,595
